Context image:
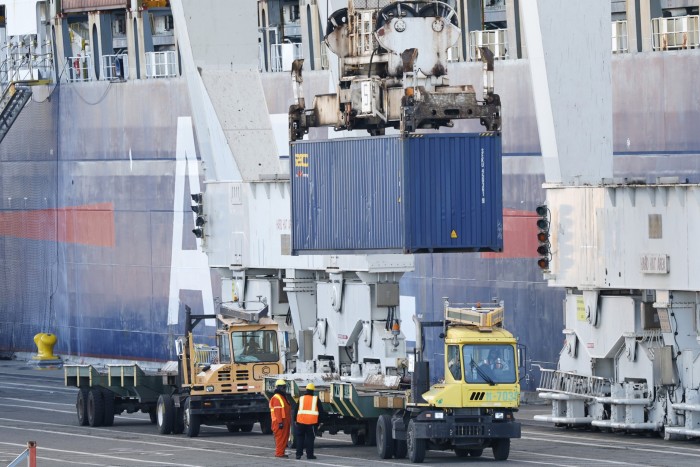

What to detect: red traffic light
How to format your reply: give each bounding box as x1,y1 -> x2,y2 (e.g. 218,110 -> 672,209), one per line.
537,258 -> 549,269
537,231 -> 549,242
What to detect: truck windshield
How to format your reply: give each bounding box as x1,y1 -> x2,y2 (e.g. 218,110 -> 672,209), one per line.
463,344 -> 516,384
232,330 -> 278,363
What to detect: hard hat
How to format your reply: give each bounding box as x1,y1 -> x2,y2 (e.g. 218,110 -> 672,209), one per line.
306,383 -> 315,391
275,379 -> 286,387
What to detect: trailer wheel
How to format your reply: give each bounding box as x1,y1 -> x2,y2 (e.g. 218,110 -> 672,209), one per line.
226,423 -> 240,433
157,394 -> 174,435
350,430 -> 365,445
407,420 -> 426,463
394,439 -> 407,459
101,389 -> 115,427
259,416 -> 273,435
76,387 -> 89,426
184,397 -> 201,438
376,415 -> 395,459
87,388 -> 105,427
240,423 -> 254,433
492,438 -> 510,461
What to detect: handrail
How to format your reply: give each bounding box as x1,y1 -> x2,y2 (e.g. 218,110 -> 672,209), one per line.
8,441 -> 37,467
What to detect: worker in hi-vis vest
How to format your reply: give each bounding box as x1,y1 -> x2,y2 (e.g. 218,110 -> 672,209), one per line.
269,379 -> 292,458
294,382 -> 325,460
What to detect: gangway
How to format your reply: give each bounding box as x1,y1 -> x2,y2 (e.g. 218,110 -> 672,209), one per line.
0,81 -> 40,145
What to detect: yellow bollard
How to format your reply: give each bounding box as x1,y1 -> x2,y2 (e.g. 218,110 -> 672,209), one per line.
33,333 -> 59,361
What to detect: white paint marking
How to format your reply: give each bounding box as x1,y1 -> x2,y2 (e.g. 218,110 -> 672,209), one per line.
167,116 -> 216,326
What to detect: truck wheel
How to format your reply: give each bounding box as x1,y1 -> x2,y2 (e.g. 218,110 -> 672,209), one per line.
148,409 -> 158,424
259,417 -> 273,435
468,448 -> 483,457
184,397 -> 201,438
101,389 -> 115,426
76,388 -> 89,426
240,423 -> 254,433
376,415 -> 395,459
226,423 -> 240,433
365,421 -> 377,447
157,394 -> 174,434
87,388 -> 105,427
492,438 -> 510,461
407,420 -> 426,463
350,430 -> 365,445
454,448 -> 469,457
394,439 -> 407,459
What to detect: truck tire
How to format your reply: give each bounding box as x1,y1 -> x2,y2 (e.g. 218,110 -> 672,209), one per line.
76,387 -> 89,426
101,389 -> 115,427
492,438 -> 510,461
394,439 -> 407,459
350,430 -> 365,445
148,409 -> 158,424
157,394 -> 174,435
454,448 -> 469,457
240,423 -> 254,433
376,415 -> 395,459
407,420 -> 426,463
259,416 -> 273,435
184,397 -> 201,438
87,388 -> 105,427
226,423 -> 240,433
468,448 -> 483,457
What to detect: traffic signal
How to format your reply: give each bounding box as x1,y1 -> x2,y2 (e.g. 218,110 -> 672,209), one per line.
191,193 -> 205,238
536,204 -> 550,270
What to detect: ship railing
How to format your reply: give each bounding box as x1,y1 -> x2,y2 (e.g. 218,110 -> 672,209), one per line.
651,15 -> 699,51
144,51 -> 177,79
269,42 -> 303,73
537,368 -> 609,398
612,20 -> 629,53
469,29 -> 509,62
101,54 -> 129,81
64,55 -> 95,83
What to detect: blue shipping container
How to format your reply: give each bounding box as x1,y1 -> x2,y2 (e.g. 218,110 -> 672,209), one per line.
290,133 -> 503,254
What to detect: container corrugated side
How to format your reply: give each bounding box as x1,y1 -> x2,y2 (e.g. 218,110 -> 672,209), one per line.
291,137 -> 404,253
290,133 -> 503,254
403,133 -> 503,252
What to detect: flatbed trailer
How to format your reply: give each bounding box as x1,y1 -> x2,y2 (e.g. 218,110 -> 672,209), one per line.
64,363 -> 178,427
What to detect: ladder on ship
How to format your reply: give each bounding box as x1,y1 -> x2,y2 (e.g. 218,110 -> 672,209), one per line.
0,82 -> 33,145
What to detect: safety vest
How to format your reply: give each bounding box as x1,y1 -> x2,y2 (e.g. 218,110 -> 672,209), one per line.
269,393 -> 287,423
296,395 -> 319,425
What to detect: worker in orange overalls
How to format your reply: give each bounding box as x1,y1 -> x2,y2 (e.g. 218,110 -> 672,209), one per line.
294,383 -> 325,460
269,379 -> 291,458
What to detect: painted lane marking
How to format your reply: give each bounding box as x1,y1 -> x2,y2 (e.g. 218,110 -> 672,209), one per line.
0,383 -> 76,393
0,418 -> 360,467
0,443 -> 103,466
522,434 -> 700,458
0,397 -> 76,406
522,428 -> 700,454
0,437 -> 203,466
511,448 -> 637,465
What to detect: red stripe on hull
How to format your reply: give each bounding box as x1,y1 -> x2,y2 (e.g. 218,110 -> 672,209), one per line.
0,202 -> 115,247
481,209 -> 538,259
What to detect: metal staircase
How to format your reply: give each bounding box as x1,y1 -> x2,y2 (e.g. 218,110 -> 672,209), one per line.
0,82 -> 32,145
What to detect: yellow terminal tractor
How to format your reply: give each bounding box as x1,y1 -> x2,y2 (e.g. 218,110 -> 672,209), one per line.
380,298 -> 521,462
66,302 -> 282,437
164,302 -> 283,437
